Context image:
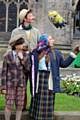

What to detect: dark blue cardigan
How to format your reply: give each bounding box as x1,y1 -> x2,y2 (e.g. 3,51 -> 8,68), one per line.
32,48 -> 75,95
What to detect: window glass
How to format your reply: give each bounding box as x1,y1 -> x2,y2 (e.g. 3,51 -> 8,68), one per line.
35,0 -> 39,2
25,0 -> 28,2
20,0 -> 24,2
0,1 -> 6,31
20,2 -> 28,10
73,0 -> 80,37
8,2 -> 17,32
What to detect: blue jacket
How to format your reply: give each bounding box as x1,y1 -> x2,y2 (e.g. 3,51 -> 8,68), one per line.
32,48 -> 75,95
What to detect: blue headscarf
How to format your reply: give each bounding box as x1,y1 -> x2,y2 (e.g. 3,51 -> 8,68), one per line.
37,34 -> 48,53
39,34 -> 48,45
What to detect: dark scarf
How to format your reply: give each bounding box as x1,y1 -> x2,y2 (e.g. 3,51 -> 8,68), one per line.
22,24 -> 32,30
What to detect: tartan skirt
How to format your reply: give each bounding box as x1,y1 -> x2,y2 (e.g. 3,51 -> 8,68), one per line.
33,70 -> 55,120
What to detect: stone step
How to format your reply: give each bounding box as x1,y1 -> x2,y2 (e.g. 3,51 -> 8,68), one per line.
0,111 -> 80,120
0,32 -> 10,48
0,111 -> 29,120
0,32 -> 11,42
0,40 -> 8,44
54,44 -> 72,53
55,112 -> 80,120
0,44 -> 8,48
0,32 -> 72,51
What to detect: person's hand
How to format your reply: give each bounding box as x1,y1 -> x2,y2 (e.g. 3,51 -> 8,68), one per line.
73,46 -> 80,55
1,89 -> 6,95
38,50 -> 46,61
17,51 -> 23,60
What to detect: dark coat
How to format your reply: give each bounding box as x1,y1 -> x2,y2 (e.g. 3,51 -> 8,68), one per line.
32,48 -> 75,96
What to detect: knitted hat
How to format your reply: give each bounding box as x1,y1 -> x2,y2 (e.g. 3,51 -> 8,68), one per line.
19,9 -> 32,23
9,34 -> 25,47
39,34 -> 48,45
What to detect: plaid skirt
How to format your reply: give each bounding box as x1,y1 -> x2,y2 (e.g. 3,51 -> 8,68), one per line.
5,81 -> 25,110
33,70 -> 55,120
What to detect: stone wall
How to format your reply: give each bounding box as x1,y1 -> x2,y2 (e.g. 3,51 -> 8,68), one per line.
60,68 -> 80,76
39,0 -> 73,46
0,0 -> 80,52
34,0 -> 80,50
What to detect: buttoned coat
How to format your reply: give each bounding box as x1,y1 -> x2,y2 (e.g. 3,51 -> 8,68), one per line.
1,51 -> 31,90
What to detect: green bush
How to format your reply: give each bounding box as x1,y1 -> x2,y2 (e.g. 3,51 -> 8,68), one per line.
61,75 -> 80,95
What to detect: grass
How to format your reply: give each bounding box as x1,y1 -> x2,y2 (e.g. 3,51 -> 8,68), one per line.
0,80 -> 80,111
0,81 -> 31,110
0,94 -> 5,110
55,93 -> 80,111
0,92 -> 80,111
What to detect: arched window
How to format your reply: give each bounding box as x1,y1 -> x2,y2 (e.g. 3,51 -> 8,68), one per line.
20,2 -> 28,10
0,1 -> 6,31
75,0 -> 80,30
0,0 -> 39,32
8,2 -> 17,32
35,0 -> 39,2
25,0 -> 28,2
73,0 -> 80,37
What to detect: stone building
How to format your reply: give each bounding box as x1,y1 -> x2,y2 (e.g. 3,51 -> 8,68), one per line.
0,0 -> 80,56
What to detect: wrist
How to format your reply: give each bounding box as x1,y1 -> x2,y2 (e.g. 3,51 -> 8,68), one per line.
70,52 -> 77,58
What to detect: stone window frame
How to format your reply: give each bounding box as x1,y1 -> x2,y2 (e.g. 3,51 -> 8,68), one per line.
0,0 -> 38,32
73,10 -> 80,35
73,0 -> 80,38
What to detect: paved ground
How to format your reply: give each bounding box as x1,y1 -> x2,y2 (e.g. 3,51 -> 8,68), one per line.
0,111 -> 30,120
0,111 -> 80,120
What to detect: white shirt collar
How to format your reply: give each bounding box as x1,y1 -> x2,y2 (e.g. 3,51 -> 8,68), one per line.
12,50 -> 17,60
19,25 -> 23,29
